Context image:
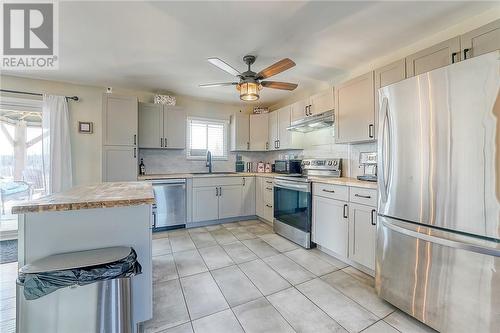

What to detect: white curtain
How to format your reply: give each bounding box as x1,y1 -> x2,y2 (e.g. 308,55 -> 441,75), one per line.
42,95 -> 73,194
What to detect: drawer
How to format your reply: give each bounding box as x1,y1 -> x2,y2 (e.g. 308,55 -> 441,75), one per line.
193,176 -> 243,187
263,186 -> 273,206
313,183 -> 349,201
349,187 -> 377,206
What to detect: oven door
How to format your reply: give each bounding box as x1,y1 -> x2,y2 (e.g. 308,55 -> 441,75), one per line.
273,179 -> 311,232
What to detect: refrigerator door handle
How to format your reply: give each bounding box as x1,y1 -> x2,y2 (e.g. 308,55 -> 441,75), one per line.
379,97 -> 391,202
381,218 -> 500,257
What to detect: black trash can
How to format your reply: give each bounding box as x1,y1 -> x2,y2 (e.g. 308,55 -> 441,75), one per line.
16,246 -> 141,333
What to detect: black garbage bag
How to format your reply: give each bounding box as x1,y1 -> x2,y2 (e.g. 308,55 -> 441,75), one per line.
18,248 -> 141,300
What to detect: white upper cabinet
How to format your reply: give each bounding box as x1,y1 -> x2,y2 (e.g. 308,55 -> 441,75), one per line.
460,19 -> 500,60
291,99 -> 309,122
138,103 -> 162,148
374,59 -> 406,120
309,87 -> 335,116
268,110 -> 279,150
103,94 -> 138,146
290,87 -> 334,122
406,37 -> 461,77
163,106 -> 186,149
277,106 -> 291,150
102,146 -> 137,182
249,113 -> 269,151
230,113 -> 250,151
138,103 -> 186,149
335,71 -> 375,143
268,106 -> 302,150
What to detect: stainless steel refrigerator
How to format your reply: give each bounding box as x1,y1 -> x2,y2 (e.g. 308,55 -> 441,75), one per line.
376,51 -> 500,333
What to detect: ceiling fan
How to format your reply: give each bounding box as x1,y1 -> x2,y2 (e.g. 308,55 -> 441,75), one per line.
199,55 -> 298,101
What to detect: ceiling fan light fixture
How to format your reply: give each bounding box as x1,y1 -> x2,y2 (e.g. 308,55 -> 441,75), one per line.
238,82 -> 260,101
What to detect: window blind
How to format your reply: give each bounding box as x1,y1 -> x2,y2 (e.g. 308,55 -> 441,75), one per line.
186,117 -> 228,160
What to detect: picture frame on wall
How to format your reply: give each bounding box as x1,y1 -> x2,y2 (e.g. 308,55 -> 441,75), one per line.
78,121 -> 93,134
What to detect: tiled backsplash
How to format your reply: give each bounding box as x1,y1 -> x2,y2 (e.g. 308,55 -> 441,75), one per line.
139,127 -> 376,177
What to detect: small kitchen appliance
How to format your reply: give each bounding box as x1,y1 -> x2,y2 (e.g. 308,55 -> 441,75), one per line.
273,158 -> 342,248
357,152 -> 377,182
274,159 -> 302,174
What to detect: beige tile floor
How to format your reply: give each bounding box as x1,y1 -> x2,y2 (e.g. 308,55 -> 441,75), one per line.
0,219 -> 438,333
143,220 -> 437,333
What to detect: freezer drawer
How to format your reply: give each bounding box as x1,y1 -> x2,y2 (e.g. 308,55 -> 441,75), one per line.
376,216 -> 500,333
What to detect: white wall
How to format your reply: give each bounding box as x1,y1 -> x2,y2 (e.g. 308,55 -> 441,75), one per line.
0,75 -> 253,184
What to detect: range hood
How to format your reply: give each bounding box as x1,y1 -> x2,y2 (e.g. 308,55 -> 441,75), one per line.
287,110 -> 334,133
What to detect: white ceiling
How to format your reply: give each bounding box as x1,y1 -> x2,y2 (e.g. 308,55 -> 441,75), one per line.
7,1 -> 498,105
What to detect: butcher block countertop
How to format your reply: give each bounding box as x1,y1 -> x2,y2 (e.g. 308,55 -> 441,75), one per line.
11,182 -> 155,214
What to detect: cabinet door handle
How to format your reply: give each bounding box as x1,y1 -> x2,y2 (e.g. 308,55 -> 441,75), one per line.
354,193 -> 371,199
451,52 -> 459,64
277,140 -> 280,149
247,142 -> 250,150
322,189 -> 335,193
266,204 -> 272,208
304,105 -> 308,116
133,148 -> 136,158
266,142 -> 269,150
219,186 -> 222,196
266,187 -> 273,191
152,206 -> 157,228
160,138 -> 163,147
216,187 -> 219,196
463,48 -> 470,60
164,138 -> 167,147
243,178 -> 246,186
368,124 -> 374,138
266,181 -> 273,184
343,204 -> 348,218
371,209 -> 377,226
133,134 -> 137,145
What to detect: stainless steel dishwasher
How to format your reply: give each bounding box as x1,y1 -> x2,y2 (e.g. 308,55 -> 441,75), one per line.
151,179 -> 186,231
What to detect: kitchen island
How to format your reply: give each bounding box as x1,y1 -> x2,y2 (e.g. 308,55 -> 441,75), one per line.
12,182 -> 155,331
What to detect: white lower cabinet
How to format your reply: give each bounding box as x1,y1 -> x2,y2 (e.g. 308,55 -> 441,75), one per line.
219,185 -> 243,219
192,176 -> 256,222
192,186 -> 219,222
256,177 -> 274,222
348,203 -> 377,270
312,195 -> 348,257
312,184 -> 377,271
242,177 -> 256,216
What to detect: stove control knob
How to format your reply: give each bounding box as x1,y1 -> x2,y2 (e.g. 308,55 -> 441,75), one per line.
305,161 -> 310,165
333,160 -> 337,166
327,161 -> 333,166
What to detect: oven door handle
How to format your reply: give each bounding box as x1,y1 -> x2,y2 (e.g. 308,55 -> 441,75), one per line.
274,180 -> 310,192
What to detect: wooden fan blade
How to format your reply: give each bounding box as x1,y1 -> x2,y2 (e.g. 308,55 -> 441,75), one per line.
207,58 -> 241,77
257,58 -> 295,79
261,81 -> 298,91
199,82 -> 238,88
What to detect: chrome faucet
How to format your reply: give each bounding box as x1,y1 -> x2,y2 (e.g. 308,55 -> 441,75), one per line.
206,150 -> 212,173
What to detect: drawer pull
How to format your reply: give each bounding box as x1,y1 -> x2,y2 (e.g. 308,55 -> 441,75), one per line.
354,194 -> 371,199
266,181 -> 273,184
266,187 -> 273,191
371,209 -> 377,226
322,189 -> 335,193
266,204 -> 272,208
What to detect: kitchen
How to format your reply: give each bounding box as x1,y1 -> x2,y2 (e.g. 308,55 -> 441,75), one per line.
0,2 -> 499,333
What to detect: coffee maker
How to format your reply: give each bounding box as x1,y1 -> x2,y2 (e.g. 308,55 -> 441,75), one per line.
357,152 -> 377,182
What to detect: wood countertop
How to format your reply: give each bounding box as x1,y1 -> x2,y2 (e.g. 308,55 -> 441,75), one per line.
11,182 -> 155,214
